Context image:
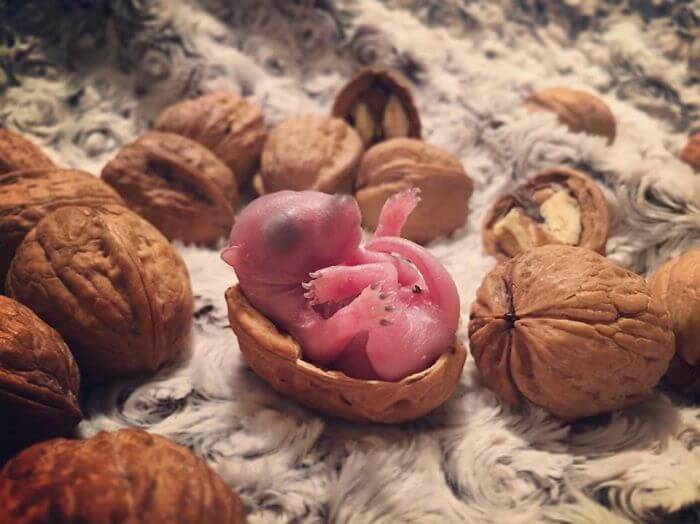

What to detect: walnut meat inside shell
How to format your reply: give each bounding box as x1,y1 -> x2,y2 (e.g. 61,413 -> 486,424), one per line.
6,205 -> 193,383
355,138 -> 474,244
332,66 -> 421,147
102,131 -> 236,246
0,429 -> 246,523
648,248 -> 700,393
256,115 -> 363,195
469,245 -> 674,420
0,169 -> 124,287
154,91 -> 266,186
525,87 -> 617,144
482,168 -> 609,260
0,296 -> 80,458
0,129 -> 54,175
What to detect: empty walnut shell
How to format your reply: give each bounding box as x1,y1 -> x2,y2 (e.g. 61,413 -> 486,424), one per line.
0,296 -> 80,460
225,285 -> 465,424
0,129 -> 54,175
649,248 -> 700,394
332,66 -> 421,147
6,205 -> 193,383
154,91 -> 266,186
0,169 -> 124,287
482,168 -> 609,260
355,138 -> 474,244
469,245 -> 674,420
525,87 -> 616,144
0,429 -> 246,523
680,133 -> 700,172
254,115 -> 363,195
102,131 -> 236,246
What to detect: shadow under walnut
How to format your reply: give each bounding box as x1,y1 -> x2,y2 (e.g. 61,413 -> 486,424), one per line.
225,285 -> 466,424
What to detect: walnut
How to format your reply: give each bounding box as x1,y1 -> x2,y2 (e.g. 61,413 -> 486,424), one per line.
154,91 -> 266,186
0,296 -> 80,459
254,115 -> 363,195
0,428 -> 246,523
332,66 -> 421,147
0,129 -> 54,175
680,133 -> 700,172
102,131 -> 236,246
482,168 -> 609,260
225,286 -> 466,424
6,205 -> 193,383
525,87 -> 617,144
469,245 -> 674,420
648,248 -> 700,393
355,138 -> 474,244
0,169 -> 124,287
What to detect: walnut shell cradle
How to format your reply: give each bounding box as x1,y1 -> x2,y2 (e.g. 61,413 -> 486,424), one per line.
225,285 -> 466,424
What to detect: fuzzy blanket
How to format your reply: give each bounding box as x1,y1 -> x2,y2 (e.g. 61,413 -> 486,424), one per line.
2,1 -> 700,522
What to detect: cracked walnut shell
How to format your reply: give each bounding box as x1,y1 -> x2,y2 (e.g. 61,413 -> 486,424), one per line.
469,245 -> 674,420
255,115 -> 363,195
355,138 -> 474,244
0,296 -> 80,459
0,169 -> 124,288
482,168 -> 609,260
0,129 -> 54,175
154,91 -> 266,186
0,429 -> 246,524
680,133 -> 700,172
649,248 -> 700,393
525,87 -> 617,144
102,131 -> 236,246
225,285 -> 466,424
6,205 -> 193,383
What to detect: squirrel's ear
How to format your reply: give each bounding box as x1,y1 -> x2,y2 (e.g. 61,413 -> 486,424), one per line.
221,246 -> 239,267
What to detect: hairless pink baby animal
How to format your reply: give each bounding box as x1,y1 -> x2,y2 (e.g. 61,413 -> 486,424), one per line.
222,189 -> 460,381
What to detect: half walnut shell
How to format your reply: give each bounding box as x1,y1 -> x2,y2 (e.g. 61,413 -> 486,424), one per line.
332,66 -> 421,148
680,133 -> 700,172
101,131 -> 236,247
225,286 -> 466,424
0,129 -> 54,175
482,167 -> 609,260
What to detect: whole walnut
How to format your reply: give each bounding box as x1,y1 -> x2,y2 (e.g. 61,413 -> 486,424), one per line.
482,168 -> 609,260
6,205 -> 193,383
649,248 -> 700,393
255,115 -> 363,195
102,131 -> 237,246
0,129 -> 54,175
154,91 -> 266,186
0,296 -> 80,460
0,429 -> 246,523
355,138 -> 474,244
469,245 -> 674,420
525,87 -> 617,144
680,133 -> 700,172
0,169 -> 124,287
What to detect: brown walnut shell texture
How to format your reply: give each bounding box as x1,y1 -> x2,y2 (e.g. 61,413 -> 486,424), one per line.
356,138 -> 474,244
256,115 -> 363,195
0,429 -> 246,524
0,129 -> 54,175
0,169 -> 124,287
482,167 -> 610,260
469,245 -> 674,420
526,87 -> 617,144
225,286 -> 466,424
102,131 -> 237,247
6,205 -> 194,383
680,133 -> 700,172
0,296 -> 80,459
648,248 -> 700,393
332,65 -> 421,147
154,91 -> 266,186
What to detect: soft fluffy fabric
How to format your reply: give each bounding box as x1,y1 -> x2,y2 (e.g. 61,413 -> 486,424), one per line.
2,1 -> 700,522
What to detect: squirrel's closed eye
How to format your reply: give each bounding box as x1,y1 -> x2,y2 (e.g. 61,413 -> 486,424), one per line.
265,213 -> 300,252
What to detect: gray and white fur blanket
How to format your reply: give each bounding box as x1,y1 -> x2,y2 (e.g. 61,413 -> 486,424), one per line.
2,1 -> 700,522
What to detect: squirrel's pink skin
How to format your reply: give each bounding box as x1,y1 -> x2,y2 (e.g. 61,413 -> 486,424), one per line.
222,189 -> 459,381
